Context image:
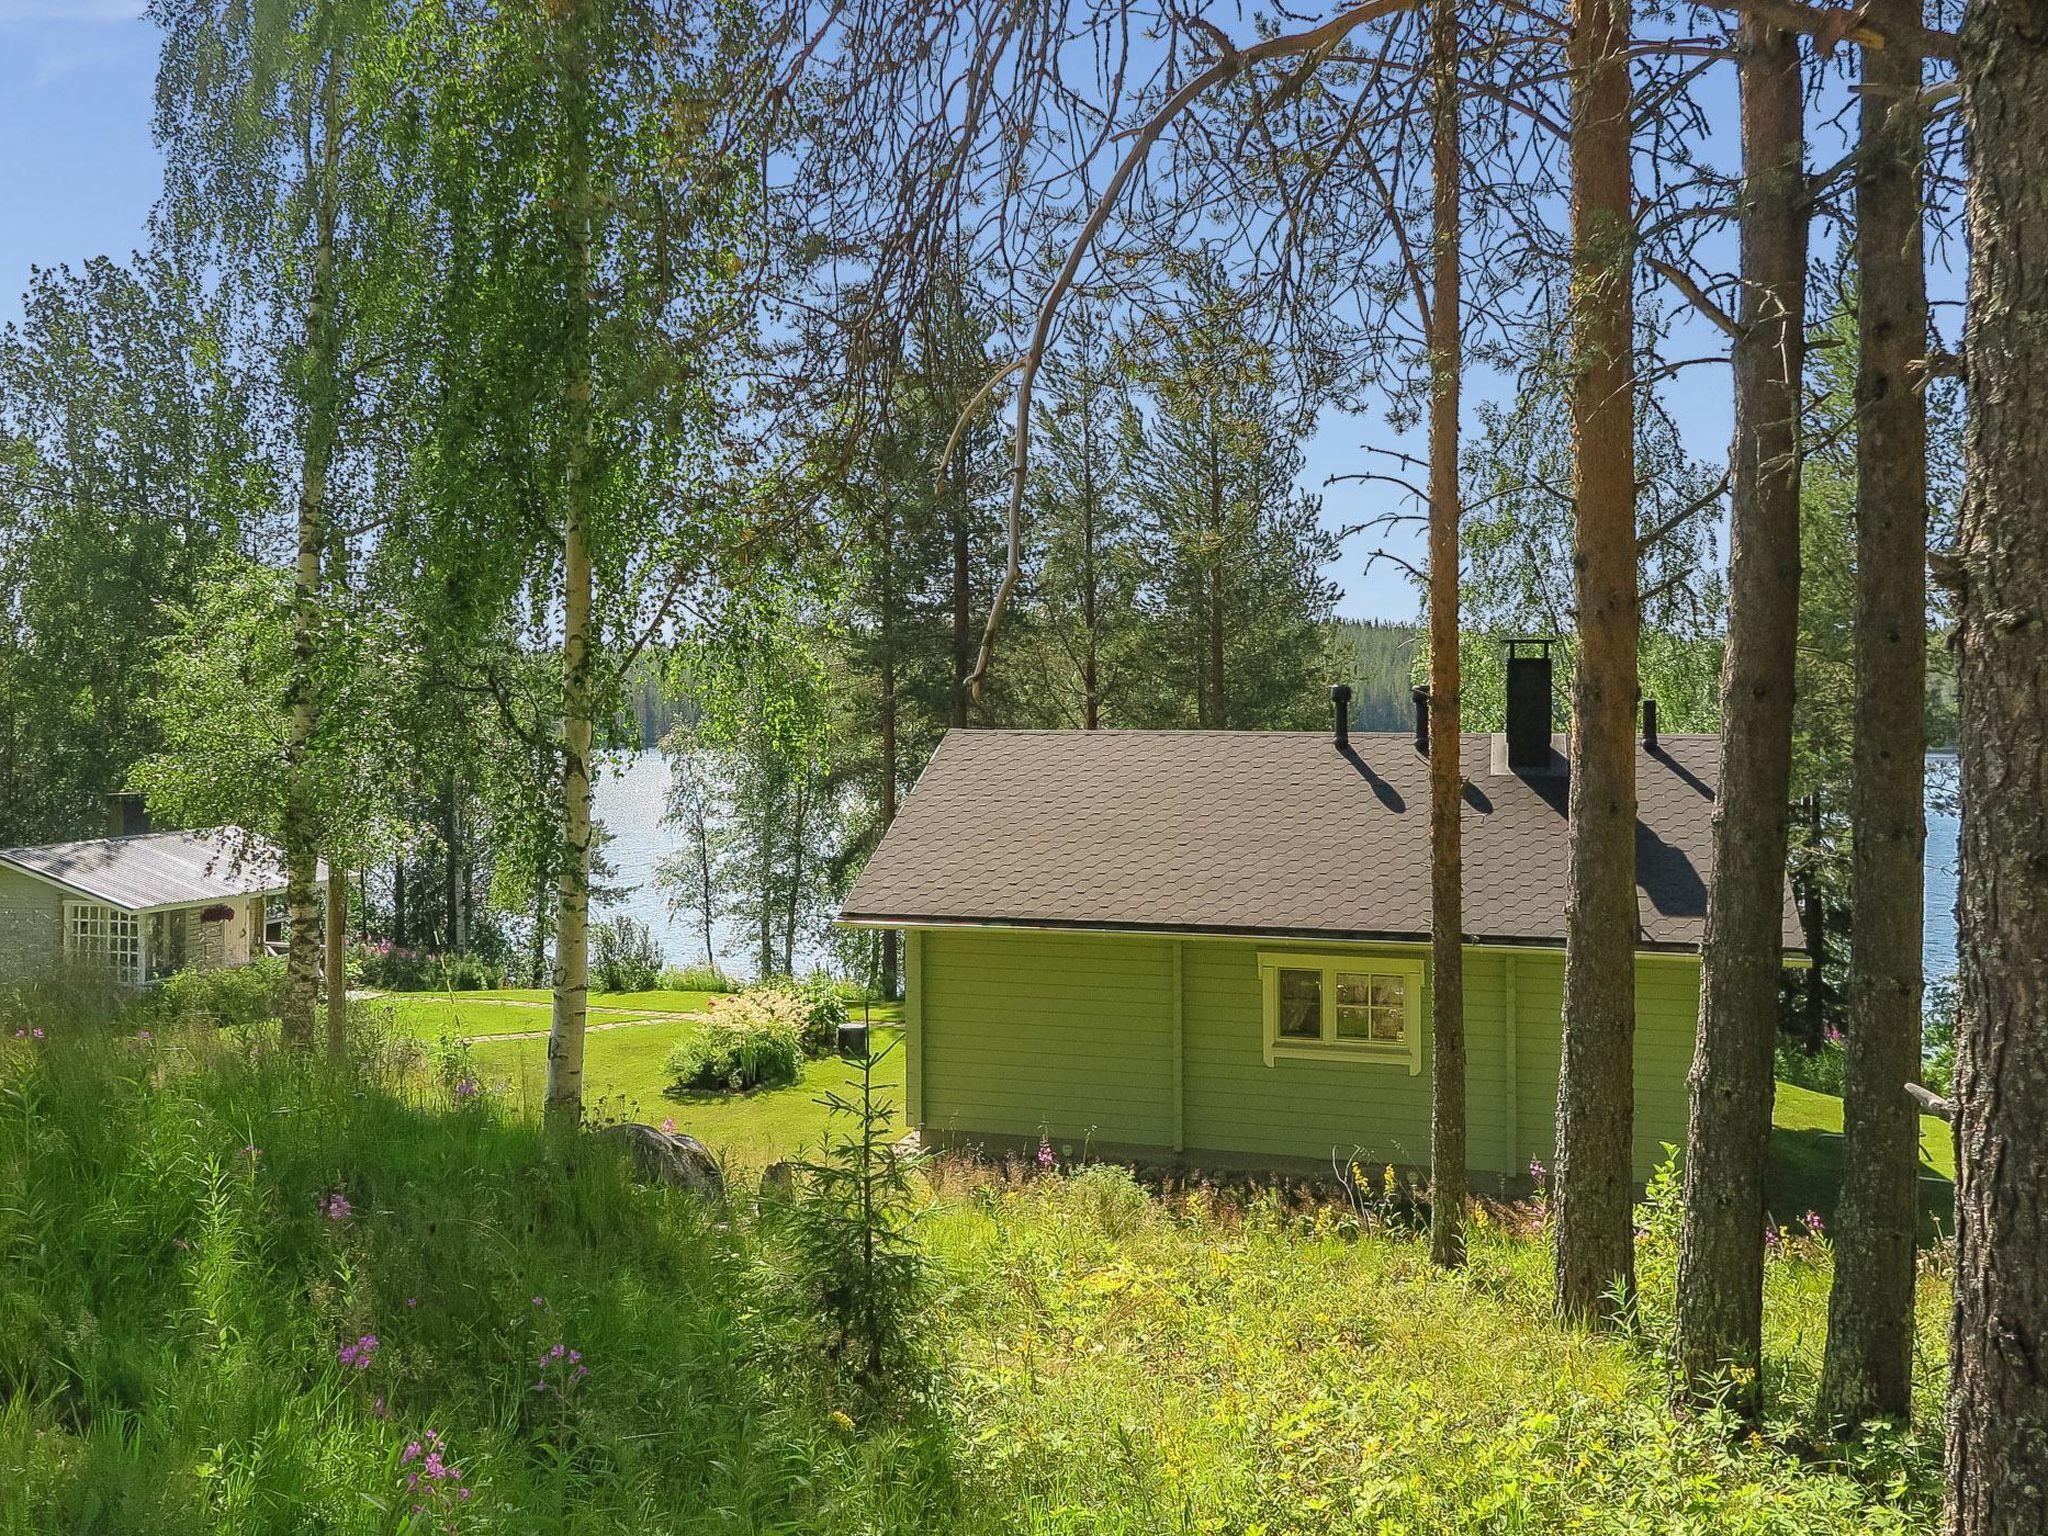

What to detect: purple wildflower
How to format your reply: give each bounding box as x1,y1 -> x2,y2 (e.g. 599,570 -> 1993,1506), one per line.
322,1191 -> 353,1222
337,1333 -> 380,1371
660,1116 -> 676,1133
30,1028 -> 43,1040
1036,1133 -> 1055,1171
1802,1209 -> 1826,1238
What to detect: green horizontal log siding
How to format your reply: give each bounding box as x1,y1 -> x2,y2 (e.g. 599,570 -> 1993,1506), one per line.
1511,951 -> 1702,1184
910,929 -> 1700,1183
918,928 -> 1177,1148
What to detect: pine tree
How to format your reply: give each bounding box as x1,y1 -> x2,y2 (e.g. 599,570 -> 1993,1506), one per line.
1127,266 -> 1338,731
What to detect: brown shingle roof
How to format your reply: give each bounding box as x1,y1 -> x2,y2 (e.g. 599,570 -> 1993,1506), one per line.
839,728 -> 1804,953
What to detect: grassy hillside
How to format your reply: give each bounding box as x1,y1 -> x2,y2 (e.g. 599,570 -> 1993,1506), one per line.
0,1015 -> 1947,1533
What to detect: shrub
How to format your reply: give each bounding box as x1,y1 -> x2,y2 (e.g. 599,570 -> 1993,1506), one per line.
659,963 -> 736,994
1774,1032 -> 1847,1097
355,942 -> 503,992
699,985 -> 841,1057
665,1012 -> 802,1093
149,957 -> 287,1027
590,916 -> 662,994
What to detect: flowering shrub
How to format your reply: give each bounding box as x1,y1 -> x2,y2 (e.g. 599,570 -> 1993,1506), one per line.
354,942 -> 503,992
698,983 -> 844,1058
665,1011 -> 802,1093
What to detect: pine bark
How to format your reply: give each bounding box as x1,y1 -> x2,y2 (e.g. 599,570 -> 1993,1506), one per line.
1425,0 -> 1467,1272
1822,0 -> 1929,1427
544,1 -> 595,1126
1947,1 -> 2048,1525
1553,0 -> 1641,1326
1674,12 -> 1806,1407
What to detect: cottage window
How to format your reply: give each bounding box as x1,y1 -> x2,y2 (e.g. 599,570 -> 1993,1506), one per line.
1258,953 -> 1423,1072
63,901 -> 144,986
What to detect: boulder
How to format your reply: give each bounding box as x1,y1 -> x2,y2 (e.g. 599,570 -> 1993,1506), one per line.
759,1159 -> 797,1204
595,1122 -> 724,1198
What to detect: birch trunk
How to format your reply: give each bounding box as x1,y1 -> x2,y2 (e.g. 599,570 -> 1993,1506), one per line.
1947,1 -> 2048,1524
544,2 -> 596,1126
1553,0 -> 1641,1326
282,84 -> 343,1047
1823,0 -> 1930,1427
1425,0 -> 1467,1272
1675,12 -> 1806,1407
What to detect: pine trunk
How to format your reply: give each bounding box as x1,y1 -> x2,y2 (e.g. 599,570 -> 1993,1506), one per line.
1822,0 -> 1929,1428
1425,0 -> 1467,1272
1947,2 -> 2048,1526
1553,0 -> 1640,1326
1674,12 -> 1806,1407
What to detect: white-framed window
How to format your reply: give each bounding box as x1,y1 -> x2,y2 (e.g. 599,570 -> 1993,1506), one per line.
63,901 -> 145,985
1257,952 -> 1424,1073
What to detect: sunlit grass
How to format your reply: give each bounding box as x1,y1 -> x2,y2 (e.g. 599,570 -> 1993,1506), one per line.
360,994 -> 643,1038
0,1015 -> 1944,1534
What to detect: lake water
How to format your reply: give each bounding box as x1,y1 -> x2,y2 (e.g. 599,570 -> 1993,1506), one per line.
593,748 -> 1966,984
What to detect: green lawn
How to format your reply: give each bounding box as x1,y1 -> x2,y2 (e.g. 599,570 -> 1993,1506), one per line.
458,1007 -> 905,1170
460,986 -> 723,1013
1768,1078 -> 1956,1233
361,994 -> 644,1039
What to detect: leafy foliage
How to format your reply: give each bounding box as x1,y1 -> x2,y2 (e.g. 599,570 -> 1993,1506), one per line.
664,1006 -> 803,1093
149,956 -> 287,1029
588,915 -> 662,995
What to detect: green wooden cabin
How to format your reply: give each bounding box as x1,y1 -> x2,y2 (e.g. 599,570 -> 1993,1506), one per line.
841,671 -> 1803,1190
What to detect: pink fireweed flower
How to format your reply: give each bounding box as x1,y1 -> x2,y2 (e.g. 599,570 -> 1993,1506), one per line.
337,1334 -> 380,1371
453,1075 -> 480,1101
1802,1209 -> 1826,1238
322,1191 -> 353,1222
661,1117 -> 676,1133
1036,1133 -> 1055,1171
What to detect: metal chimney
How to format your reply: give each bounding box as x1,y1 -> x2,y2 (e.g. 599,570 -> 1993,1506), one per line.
1329,684 -> 1353,750
1504,639 -> 1555,772
1642,697 -> 1659,751
1412,684 -> 1430,756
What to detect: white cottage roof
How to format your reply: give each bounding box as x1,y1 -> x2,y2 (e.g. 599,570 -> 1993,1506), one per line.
0,828 -> 319,913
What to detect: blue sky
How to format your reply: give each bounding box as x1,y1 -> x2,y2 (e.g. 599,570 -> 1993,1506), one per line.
6,3 -> 1900,631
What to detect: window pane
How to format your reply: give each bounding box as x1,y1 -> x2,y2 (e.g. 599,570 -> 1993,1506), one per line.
1337,973 -> 1407,1044
1335,971 -> 1373,1039
1277,969 -> 1322,1038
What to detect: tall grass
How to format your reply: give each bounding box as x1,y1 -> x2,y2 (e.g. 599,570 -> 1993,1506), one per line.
0,1006 -> 1947,1535
0,1012 -> 960,1534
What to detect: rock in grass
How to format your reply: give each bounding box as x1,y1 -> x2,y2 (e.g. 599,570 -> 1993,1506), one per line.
595,1122 -> 724,1198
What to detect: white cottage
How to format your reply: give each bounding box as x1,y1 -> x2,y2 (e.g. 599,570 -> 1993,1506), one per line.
0,827 -> 324,985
